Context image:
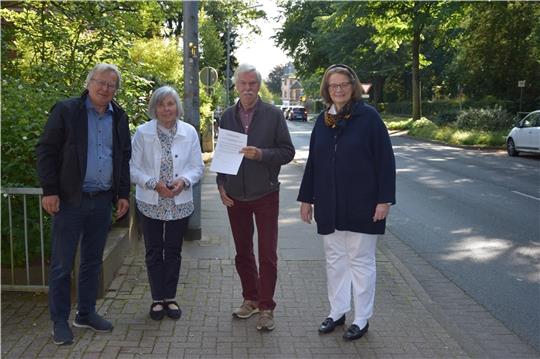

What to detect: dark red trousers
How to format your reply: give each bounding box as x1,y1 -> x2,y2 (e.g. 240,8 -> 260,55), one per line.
227,191 -> 279,310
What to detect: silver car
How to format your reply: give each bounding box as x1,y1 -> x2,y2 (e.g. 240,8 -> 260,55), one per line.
506,110 -> 540,156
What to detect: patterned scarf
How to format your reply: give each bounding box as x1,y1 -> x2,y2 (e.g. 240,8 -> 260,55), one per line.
324,102 -> 353,129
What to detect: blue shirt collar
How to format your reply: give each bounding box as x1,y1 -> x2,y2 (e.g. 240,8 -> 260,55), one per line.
85,97 -> 114,114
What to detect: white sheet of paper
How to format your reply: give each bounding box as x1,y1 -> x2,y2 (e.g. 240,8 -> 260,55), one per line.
210,128 -> 247,175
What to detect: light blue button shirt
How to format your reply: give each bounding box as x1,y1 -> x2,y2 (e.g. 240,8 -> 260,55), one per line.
82,97 -> 113,192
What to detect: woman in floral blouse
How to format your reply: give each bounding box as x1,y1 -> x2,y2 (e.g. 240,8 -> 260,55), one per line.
130,86 -> 204,320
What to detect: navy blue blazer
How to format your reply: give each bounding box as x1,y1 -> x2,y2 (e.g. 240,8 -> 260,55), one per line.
297,101 -> 396,235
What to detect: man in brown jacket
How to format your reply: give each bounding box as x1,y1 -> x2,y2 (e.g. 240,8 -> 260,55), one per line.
217,63 -> 295,331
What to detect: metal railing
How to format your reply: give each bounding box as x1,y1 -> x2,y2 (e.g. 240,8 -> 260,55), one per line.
1,187 -> 48,292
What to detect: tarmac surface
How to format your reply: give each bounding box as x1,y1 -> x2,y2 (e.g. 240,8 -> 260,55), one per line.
1,157 -> 538,358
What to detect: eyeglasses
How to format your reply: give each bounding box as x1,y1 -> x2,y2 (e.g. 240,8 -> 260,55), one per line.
328,81 -> 352,91
91,78 -> 117,90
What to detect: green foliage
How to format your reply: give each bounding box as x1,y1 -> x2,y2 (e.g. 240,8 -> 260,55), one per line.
276,1 -> 539,112
258,82 -> 274,104
381,98 -> 517,118
2,0 -> 243,268
408,117 -> 439,138
129,38 -> 183,85
265,64 -> 285,95
121,37 -> 184,126
456,106 -> 514,132
449,2 -> 540,106
201,0 -> 265,96
1,75 -> 68,188
1,194 -> 52,268
383,115 -> 507,147
199,89 -> 214,134
384,118 -> 414,131
199,10 -> 225,70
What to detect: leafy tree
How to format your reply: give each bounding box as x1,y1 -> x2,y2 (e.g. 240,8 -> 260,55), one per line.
265,64 -> 285,95
201,0 -> 265,105
274,1 -> 333,78
199,10 -> 225,71
449,1 -> 540,109
363,1 -> 462,119
275,1 -> 407,104
258,82 -> 274,104
275,1 -> 465,113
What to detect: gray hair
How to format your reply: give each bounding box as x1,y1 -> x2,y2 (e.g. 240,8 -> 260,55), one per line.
85,63 -> 122,90
233,63 -> 262,86
148,86 -> 184,119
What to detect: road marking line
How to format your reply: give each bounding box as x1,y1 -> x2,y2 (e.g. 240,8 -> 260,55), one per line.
512,190 -> 540,201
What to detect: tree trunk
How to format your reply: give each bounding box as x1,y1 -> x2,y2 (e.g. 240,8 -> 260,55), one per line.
373,76 -> 386,104
411,31 -> 421,120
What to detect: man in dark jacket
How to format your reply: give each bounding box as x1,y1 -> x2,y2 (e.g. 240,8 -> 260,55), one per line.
36,63 -> 131,345
217,63 -> 295,332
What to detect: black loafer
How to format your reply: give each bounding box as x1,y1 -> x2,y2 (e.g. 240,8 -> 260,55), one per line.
318,314 -> 346,334
343,322 -> 369,341
165,301 -> 182,320
149,302 -> 165,321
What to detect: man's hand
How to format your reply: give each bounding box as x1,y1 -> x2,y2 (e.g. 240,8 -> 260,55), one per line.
240,146 -> 262,161
372,203 -> 391,222
300,202 -> 313,224
42,195 -> 60,216
218,185 -> 234,207
116,198 -> 129,219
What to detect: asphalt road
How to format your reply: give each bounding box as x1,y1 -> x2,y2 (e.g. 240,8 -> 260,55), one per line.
286,119 -> 540,351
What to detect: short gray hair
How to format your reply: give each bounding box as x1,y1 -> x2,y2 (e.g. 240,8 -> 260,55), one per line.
148,86 -> 184,119
85,63 -> 122,90
233,63 -> 262,86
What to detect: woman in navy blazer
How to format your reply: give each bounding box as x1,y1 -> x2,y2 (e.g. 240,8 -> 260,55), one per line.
297,64 -> 396,341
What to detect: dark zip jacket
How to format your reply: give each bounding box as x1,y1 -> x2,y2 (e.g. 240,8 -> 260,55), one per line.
36,90 -> 131,205
216,99 -> 295,201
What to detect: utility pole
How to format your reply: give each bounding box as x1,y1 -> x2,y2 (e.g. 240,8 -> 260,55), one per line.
183,0 -> 201,240
225,19 -> 231,107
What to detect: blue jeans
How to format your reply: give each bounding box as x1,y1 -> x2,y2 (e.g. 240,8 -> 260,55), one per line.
48,192 -> 113,322
141,215 -> 189,301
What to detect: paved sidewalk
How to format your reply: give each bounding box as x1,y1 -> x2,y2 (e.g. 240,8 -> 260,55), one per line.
1,160 -> 538,358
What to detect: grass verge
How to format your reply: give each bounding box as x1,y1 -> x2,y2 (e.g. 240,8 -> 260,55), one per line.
382,115 -> 507,148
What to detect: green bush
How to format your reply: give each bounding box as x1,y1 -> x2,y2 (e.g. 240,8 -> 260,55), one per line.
434,110 -> 459,125
381,98 -> 518,117
456,106 -> 514,131
385,118 -> 414,131
1,194 -> 52,267
408,117 -> 439,138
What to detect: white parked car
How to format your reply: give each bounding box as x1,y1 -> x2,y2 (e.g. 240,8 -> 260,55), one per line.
506,110 -> 540,156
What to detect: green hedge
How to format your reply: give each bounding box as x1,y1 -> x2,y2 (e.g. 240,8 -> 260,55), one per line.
379,98 -> 518,119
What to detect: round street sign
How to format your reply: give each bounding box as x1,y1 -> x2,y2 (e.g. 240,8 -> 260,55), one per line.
200,67 -> 218,87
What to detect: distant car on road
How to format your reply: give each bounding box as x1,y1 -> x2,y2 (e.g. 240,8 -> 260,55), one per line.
287,106 -> 308,122
506,110 -> 540,156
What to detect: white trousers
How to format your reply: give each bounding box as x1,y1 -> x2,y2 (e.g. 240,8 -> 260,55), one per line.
323,230 -> 377,328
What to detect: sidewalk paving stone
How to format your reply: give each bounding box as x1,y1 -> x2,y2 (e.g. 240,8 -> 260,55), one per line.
2,162 -> 537,358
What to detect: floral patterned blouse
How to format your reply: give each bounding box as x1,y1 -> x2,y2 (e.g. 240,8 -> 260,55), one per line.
137,122 -> 194,221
